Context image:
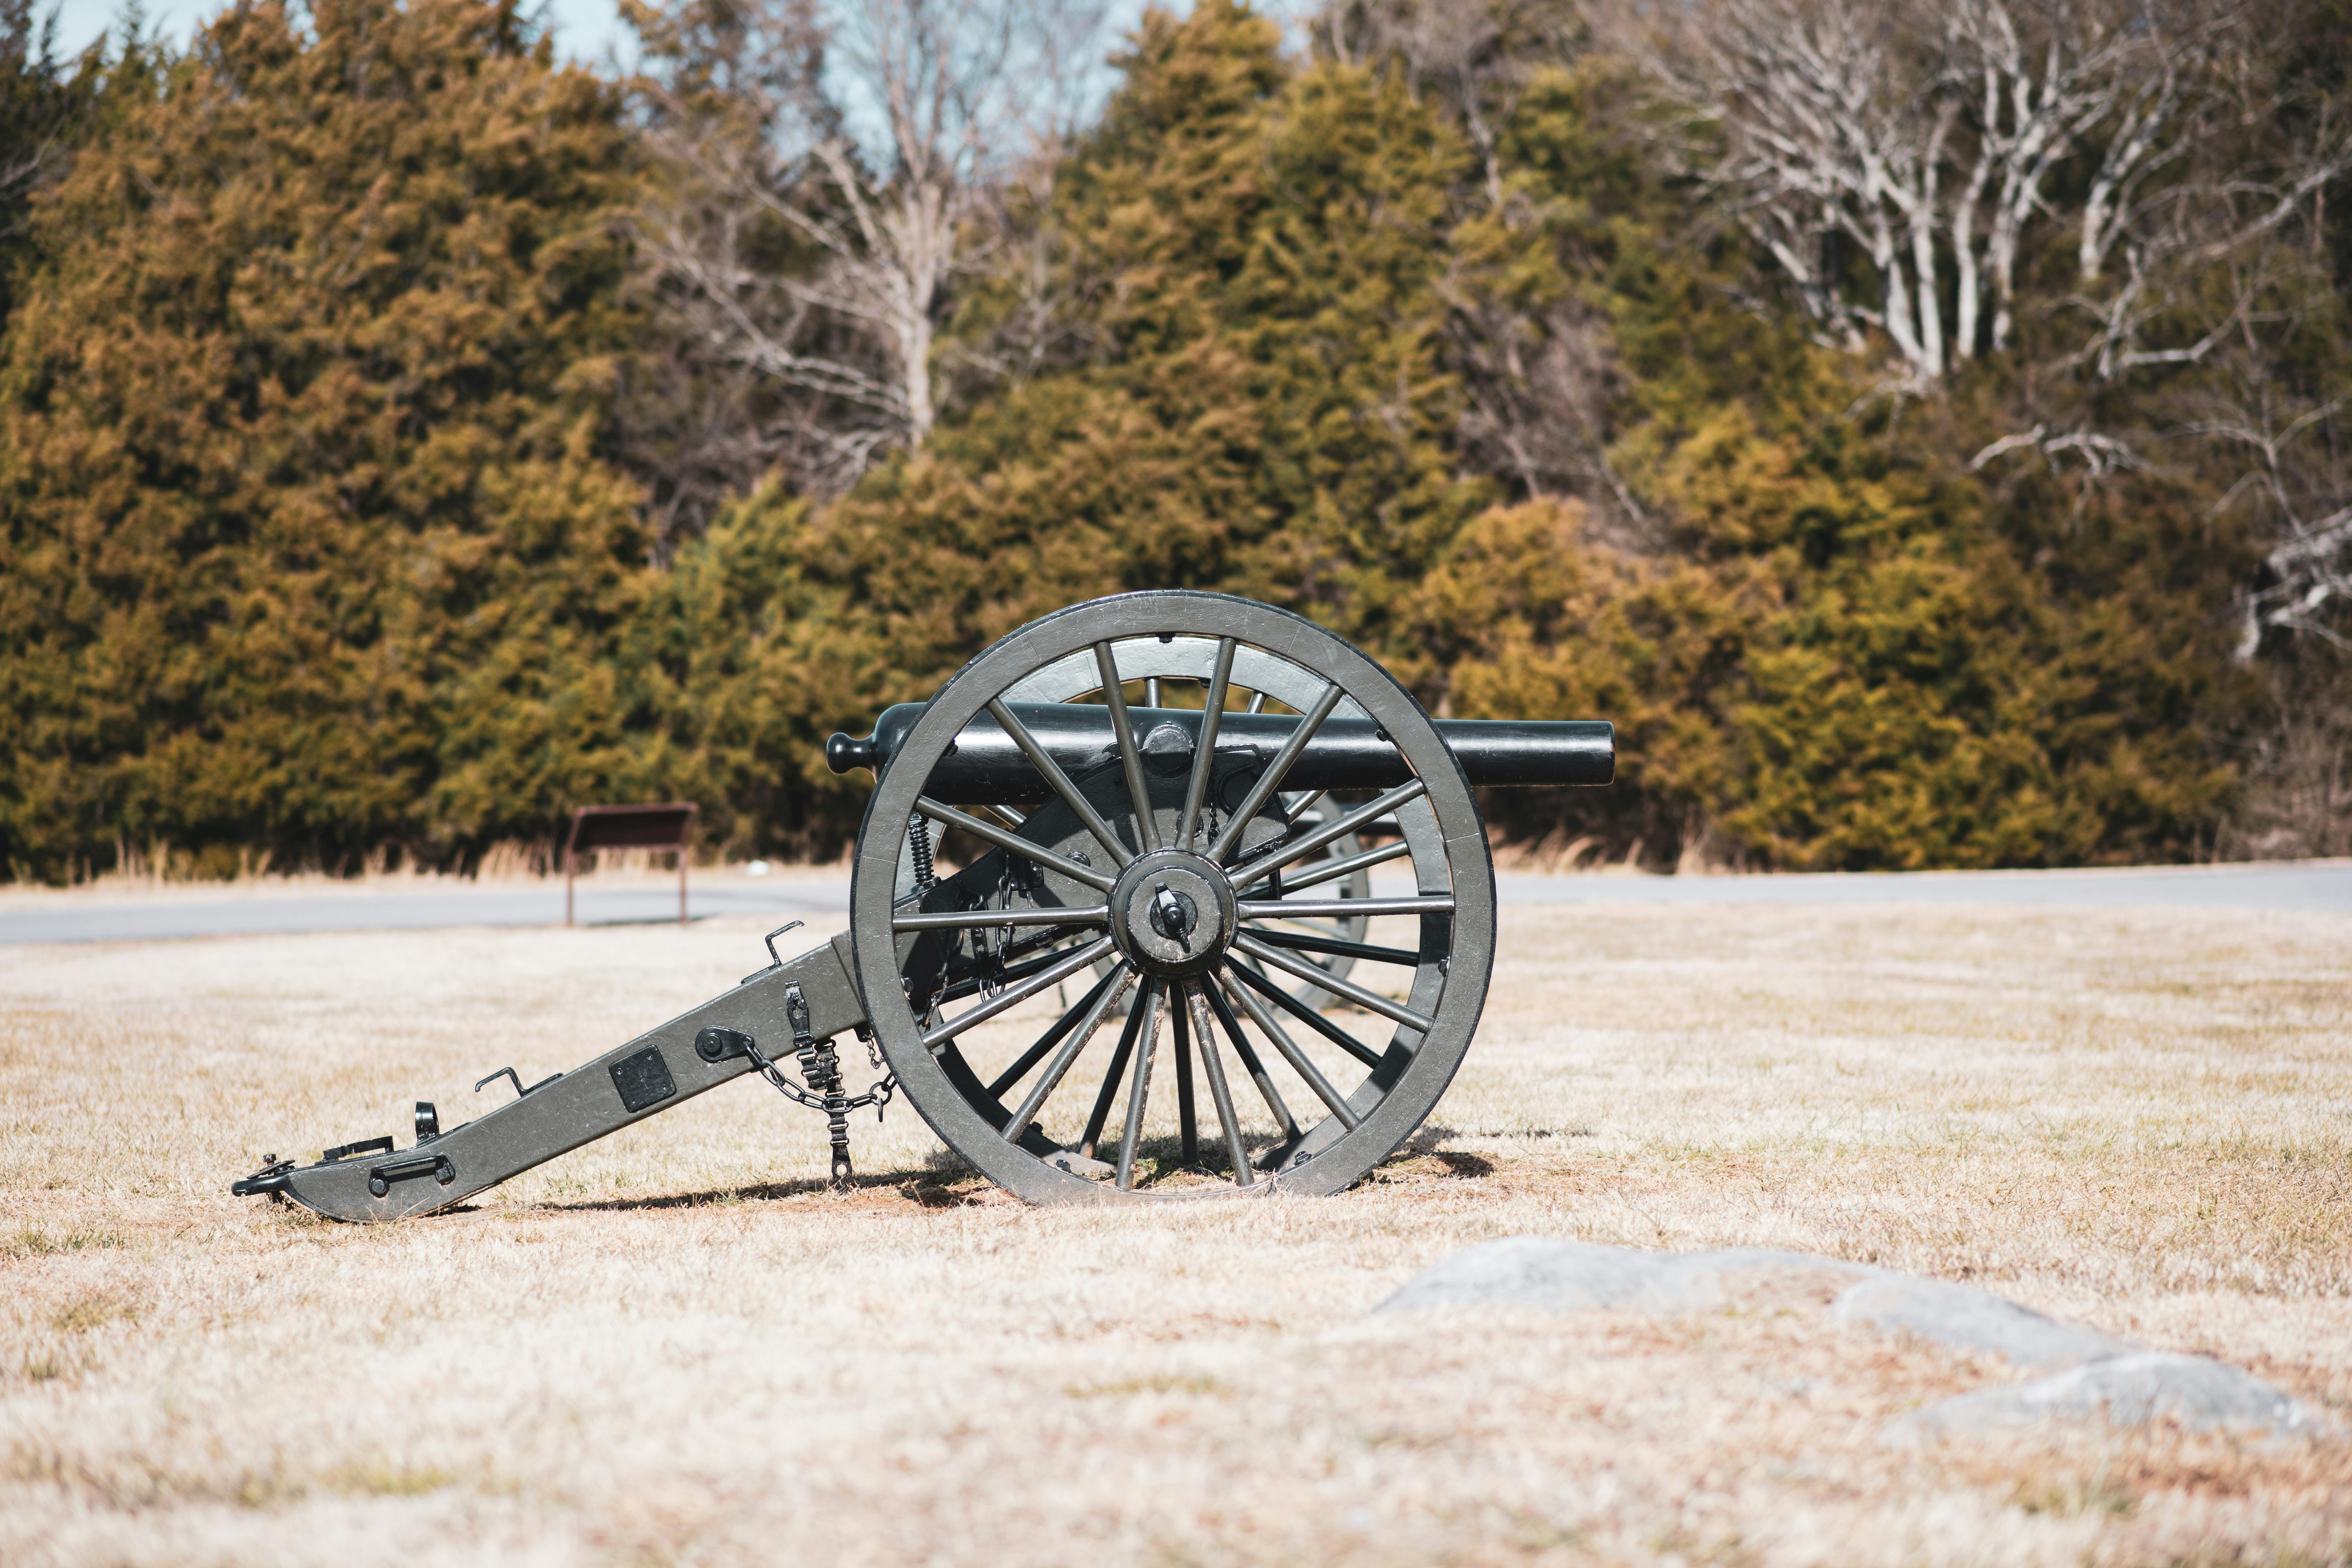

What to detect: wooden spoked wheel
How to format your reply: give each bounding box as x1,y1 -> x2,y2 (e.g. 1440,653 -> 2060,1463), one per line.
849,592 -> 1496,1203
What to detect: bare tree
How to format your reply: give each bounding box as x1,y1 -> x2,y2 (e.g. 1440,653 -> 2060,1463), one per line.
1645,0 -> 1963,383
1972,1 -> 2352,651
2059,77 -> 2351,389
1640,0 -> 2346,392
1941,0 -> 2174,359
1630,0 -> 2352,656
625,0 -> 1104,511
1450,288 -> 1657,543
2173,270 -> 2352,660
2218,400 -> 2352,658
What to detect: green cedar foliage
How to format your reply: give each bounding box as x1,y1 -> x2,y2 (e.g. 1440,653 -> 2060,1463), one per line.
891,0 -> 1498,657
621,481 -> 836,855
0,0 -> 650,880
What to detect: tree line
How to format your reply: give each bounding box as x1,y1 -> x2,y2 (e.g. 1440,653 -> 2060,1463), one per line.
1,0 -> 2346,882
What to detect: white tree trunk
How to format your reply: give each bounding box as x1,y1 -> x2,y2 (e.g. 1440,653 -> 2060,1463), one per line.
632,0 -> 1100,486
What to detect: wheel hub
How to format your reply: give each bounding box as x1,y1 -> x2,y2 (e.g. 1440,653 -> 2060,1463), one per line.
1109,849 -> 1236,978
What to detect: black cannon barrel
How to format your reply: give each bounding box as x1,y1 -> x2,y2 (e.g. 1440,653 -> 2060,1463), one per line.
825,702 -> 1612,801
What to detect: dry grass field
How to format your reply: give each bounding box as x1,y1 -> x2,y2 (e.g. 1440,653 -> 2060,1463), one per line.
3,899 -> 2350,1566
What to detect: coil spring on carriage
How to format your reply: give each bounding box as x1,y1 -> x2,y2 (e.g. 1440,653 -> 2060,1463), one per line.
909,817 -> 936,891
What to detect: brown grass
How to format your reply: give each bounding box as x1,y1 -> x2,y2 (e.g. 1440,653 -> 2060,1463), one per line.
2,902 -> 2349,1565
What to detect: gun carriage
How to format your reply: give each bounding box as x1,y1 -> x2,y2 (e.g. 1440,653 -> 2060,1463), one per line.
234,592 -> 1613,1217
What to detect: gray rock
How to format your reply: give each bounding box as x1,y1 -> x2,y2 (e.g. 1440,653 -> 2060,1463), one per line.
1377,1237 -> 2322,1441
1829,1275 -> 2125,1367
1893,1351 -> 2322,1442
1374,1236 -> 1873,1317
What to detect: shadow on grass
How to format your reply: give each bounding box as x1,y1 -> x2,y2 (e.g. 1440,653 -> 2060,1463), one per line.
531,1121 -> 1494,1215
1101,1125 -> 1495,1189
540,1162 -> 995,1214
1375,1124 -> 1494,1180
579,914 -> 721,929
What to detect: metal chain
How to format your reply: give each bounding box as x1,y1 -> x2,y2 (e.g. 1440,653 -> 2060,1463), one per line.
740,983 -> 896,1188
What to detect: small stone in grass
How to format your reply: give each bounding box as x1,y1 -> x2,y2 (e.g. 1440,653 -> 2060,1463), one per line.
1830,1275 -> 2120,1368
1887,1351 -> 2325,1443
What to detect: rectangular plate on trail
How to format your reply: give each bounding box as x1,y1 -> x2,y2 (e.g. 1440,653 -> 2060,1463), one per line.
609,1047 -> 677,1114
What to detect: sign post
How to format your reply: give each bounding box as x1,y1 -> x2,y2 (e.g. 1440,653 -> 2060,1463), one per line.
563,804 -> 699,927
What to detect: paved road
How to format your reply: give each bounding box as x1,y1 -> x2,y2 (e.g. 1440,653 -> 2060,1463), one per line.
1,881 -> 854,945
1482,861 -> 2352,913
4,859 -> 2344,944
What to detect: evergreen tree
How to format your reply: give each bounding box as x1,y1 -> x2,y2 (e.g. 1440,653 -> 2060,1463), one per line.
0,0 -> 650,879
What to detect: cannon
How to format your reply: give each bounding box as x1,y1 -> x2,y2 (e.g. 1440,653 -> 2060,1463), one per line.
232,591 -> 1614,1216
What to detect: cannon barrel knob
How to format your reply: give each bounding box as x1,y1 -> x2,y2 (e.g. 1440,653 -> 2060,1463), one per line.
826,731 -> 877,774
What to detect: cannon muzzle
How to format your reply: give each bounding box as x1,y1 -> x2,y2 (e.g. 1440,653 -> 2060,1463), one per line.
826,702 -> 1613,800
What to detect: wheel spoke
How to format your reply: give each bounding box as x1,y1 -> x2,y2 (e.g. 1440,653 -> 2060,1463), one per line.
922,936 -> 1118,1051
1205,683 -> 1346,864
1229,780 -> 1428,891
1226,961 -> 1387,1070
1216,969 -> 1363,1129
999,964 -> 1136,1143
1274,838 -> 1410,896
1246,691 -> 1268,714
1235,895 -> 1453,920
1115,980 -> 1166,1190
1231,932 -> 1435,1033
1245,912 -> 1351,938
895,905 -> 1109,932
1177,637 -> 1237,850
1173,986 -> 1198,1166
1198,975 -> 1300,1140
987,963 -> 1126,1099
986,697 -> 1134,869
1080,983 -> 1153,1158
1278,790 -> 1331,829
1247,928 -> 1421,966
1093,642 -> 1162,854
917,797 -> 1116,892
1181,982 -> 1253,1185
